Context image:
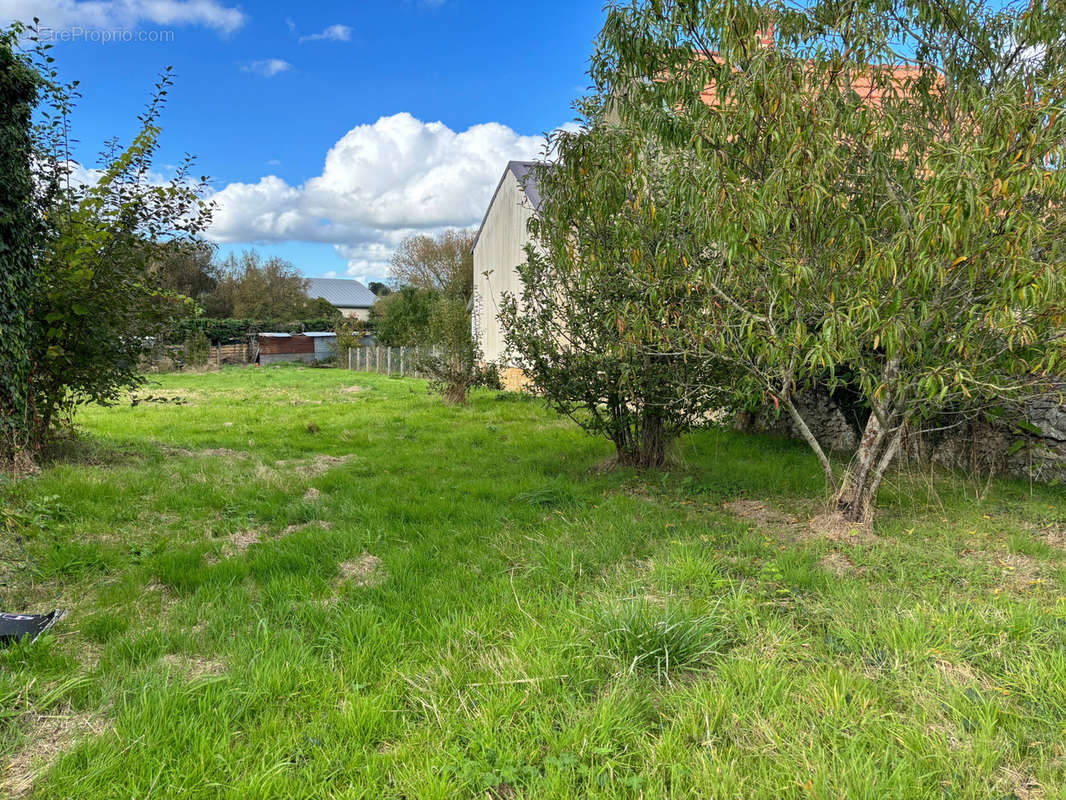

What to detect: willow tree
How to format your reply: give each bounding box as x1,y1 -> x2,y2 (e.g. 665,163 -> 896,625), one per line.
593,0 -> 1066,520
500,118 -> 736,467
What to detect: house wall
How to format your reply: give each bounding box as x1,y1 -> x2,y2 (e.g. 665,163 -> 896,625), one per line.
338,307 -> 371,321
473,170 -> 535,366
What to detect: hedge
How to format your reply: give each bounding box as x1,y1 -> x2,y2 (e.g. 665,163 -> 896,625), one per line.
164,317 -> 358,345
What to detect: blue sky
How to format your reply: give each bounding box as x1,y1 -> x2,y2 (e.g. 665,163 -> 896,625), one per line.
2,1 -> 608,282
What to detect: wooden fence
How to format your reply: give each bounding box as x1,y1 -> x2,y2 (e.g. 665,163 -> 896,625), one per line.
346,346 -> 435,377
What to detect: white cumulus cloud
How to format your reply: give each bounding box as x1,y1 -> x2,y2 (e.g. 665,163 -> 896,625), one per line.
206,112 -> 547,277
0,0 -> 246,33
242,58 -> 291,77
299,23 -> 351,43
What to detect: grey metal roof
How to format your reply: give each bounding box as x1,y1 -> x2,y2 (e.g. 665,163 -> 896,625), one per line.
506,160 -> 542,208
307,277 -> 377,309
258,331 -> 336,338
471,160 -> 545,254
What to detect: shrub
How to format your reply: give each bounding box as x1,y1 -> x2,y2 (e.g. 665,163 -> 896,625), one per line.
501,122 -> 737,468
415,295 -> 500,404
371,287 -> 438,347
183,331 -> 210,368
333,316 -> 366,358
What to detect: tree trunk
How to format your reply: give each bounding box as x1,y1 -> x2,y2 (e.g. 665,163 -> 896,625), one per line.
833,409 -> 904,523
615,413 -> 668,469
443,382 -> 469,405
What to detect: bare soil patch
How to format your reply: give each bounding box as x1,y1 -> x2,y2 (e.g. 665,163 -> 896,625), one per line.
220,528 -> 263,558
303,487 -> 320,502
819,551 -> 860,576
807,512 -> 875,543
282,520 -> 332,535
340,385 -> 366,394
723,499 -> 878,546
2,711 -> 109,798
998,765 -> 1044,800
723,499 -> 798,527
159,443 -> 247,460
201,448 -> 245,458
932,657 -> 991,691
338,554 -> 384,588
273,454 -> 352,479
159,653 -> 225,679
993,551 -> 1044,591
306,454 -> 351,477
961,548 -> 1045,592
1035,523 -> 1066,553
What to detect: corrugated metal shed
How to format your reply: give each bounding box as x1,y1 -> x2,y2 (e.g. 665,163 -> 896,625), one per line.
310,333 -> 337,361
256,332 -> 336,364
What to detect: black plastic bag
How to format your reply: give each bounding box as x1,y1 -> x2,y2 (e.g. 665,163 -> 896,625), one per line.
0,610 -> 63,646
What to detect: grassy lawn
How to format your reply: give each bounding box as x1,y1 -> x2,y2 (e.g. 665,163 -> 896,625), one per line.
2,366 -> 1066,799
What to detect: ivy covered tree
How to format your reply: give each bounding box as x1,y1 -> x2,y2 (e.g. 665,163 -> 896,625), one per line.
501,118 -> 736,467
593,0 -> 1066,519
0,30 -> 39,464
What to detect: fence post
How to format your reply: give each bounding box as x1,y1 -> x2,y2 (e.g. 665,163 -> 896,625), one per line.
348,347 -> 353,370
399,346 -> 405,377
387,347 -> 392,375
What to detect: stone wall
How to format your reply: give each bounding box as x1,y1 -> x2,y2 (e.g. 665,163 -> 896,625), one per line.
740,388 -> 1066,483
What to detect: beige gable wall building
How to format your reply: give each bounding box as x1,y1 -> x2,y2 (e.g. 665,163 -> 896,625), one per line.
471,161 -> 540,369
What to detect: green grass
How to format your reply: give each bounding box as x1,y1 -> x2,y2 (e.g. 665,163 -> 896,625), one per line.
2,364 -> 1066,799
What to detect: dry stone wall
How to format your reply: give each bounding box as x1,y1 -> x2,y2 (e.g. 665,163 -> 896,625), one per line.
740,388 -> 1066,483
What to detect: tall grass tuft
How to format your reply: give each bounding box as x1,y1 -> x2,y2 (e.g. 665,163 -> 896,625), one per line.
513,481 -> 578,507
591,599 -> 732,684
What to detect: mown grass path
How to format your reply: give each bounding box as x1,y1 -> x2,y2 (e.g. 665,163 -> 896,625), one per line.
2,366 -> 1066,798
